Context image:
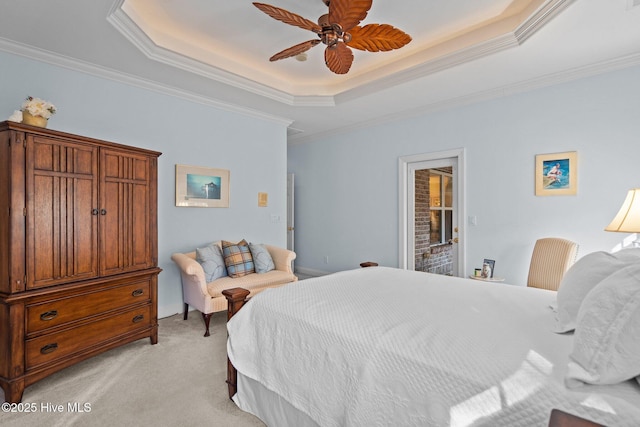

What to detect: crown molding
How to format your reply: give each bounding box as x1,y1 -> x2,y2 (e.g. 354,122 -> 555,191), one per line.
289,52 -> 640,145
107,1 -> 335,108
334,32 -> 519,105
336,0 -> 575,104
0,37 -> 293,127
1,0 -> 630,145
3,24 -> 635,148
514,0 -> 575,42
108,0 -> 574,107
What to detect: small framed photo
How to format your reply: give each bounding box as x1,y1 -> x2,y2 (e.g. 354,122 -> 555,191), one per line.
482,259 -> 495,278
175,164 -> 230,207
535,151 -> 577,196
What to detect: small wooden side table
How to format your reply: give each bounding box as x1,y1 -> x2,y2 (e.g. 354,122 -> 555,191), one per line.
468,275 -> 505,282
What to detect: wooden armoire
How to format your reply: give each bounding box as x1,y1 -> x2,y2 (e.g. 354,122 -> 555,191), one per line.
0,121 -> 161,403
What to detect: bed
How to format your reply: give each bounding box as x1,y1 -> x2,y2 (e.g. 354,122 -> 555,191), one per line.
223,254 -> 640,426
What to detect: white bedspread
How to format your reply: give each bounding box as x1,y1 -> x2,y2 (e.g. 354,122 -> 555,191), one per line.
227,267 -> 640,426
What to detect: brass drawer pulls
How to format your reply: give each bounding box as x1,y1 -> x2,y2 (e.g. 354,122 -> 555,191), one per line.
40,310 -> 58,321
40,343 -> 58,355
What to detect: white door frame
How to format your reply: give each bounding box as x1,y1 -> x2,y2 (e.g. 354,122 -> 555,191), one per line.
398,148 -> 466,275
287,173 -> 295,259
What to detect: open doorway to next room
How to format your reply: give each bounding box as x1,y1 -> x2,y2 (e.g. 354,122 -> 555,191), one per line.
414,167 -> 455,275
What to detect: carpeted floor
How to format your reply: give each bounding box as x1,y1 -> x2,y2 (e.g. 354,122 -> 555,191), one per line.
1,312 -> 265,427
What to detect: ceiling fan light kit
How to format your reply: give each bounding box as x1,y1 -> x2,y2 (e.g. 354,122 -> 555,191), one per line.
253,0 -> 411,75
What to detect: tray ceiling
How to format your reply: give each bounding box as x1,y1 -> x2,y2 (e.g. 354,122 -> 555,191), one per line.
110,0 -> 561,103
1,0 -> 639,142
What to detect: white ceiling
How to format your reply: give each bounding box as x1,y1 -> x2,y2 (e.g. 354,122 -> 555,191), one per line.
1,0 -> 640,143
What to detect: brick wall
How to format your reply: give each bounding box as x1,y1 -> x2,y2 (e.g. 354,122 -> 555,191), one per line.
414,169 -> 453,275
414,169 -> 430,270
425,243 -> 453,275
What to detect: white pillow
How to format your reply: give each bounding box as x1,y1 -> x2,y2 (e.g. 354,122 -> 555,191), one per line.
612,247 -> 640,263
555,251 -> 626,333
565,264 -> 640,386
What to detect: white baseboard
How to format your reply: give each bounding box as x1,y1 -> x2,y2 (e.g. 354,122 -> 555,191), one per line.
159,303 -> 183,319
295,266 -> 331,278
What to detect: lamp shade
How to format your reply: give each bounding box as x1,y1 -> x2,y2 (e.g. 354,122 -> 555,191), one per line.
605,189 -> 640,232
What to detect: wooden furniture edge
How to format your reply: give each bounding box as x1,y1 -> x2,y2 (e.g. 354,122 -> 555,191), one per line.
0,120 -> 162,157
222,287 -> 251,400
548,409 -> 605,427
359,261 -> 378,268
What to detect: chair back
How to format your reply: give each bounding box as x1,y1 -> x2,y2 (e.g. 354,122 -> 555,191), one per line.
527,237 -> 578,291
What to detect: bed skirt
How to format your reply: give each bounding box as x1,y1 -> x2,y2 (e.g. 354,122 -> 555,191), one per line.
234,373 -> 320,427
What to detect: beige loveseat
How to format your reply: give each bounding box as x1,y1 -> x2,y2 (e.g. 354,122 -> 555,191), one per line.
171,242 -> 297,336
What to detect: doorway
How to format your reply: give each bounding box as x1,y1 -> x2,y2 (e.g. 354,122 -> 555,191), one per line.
398,149 -> 466,276
415,166 -> 455,274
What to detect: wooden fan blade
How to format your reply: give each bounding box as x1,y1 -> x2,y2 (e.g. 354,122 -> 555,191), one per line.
328,0 -> 372,32
324,42 -> 354,74
346,24 -> 412,52
269,39 -> 321,61
253,2 -> 321,33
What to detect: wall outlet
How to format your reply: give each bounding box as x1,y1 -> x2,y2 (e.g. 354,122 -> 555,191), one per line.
324,256 -> 329,264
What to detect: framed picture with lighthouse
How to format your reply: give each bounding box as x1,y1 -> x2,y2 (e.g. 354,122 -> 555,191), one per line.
175,164 -> 230,207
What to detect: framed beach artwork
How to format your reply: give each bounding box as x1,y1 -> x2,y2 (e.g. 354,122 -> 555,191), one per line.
535,151 -> 577,196
175,164 -> 230,207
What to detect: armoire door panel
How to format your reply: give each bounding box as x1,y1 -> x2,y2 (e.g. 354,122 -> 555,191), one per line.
100,149 -> 153,276
27,136 -> 99,289
131,182 -> 150,268
100,179 -> 124,275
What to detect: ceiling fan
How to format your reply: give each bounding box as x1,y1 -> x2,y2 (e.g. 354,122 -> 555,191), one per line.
253,0 -> 411,75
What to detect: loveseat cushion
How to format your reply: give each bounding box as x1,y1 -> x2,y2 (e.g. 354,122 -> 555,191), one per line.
206,270 -> 296,298
222,239 -> 255,278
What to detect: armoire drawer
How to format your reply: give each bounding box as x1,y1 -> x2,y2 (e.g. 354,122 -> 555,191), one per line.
26,280 -> 151,334
26,304 -> 152,369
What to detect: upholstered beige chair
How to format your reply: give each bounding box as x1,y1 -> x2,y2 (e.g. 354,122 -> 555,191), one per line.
527,237 -> 578,291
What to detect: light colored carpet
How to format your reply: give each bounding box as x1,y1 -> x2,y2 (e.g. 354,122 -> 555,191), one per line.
1,312 -> 265,427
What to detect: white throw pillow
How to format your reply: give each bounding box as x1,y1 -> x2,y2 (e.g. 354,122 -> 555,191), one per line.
565,264 -> 640,386
555,251 -> 626,333
612,247 -> 640,263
